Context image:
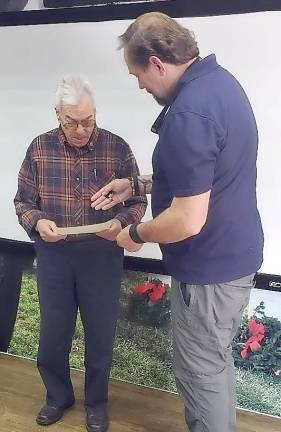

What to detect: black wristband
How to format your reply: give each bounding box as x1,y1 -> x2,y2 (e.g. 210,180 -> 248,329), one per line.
129,223 -> 144,244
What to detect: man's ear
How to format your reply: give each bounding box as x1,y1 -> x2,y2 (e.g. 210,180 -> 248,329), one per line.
55,107 -> 60,122
149,56 -> 166,75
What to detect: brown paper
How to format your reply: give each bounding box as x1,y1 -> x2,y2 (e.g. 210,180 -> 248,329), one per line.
56,220 -> 112,235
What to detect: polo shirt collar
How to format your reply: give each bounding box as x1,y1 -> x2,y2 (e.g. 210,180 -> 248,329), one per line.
176,54 -> 219,90
151,54 -> 219,134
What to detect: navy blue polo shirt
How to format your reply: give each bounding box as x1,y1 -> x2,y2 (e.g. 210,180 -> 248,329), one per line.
151,54 -> 264,284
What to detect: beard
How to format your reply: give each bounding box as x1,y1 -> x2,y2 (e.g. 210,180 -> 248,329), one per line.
153,95 -> 169,106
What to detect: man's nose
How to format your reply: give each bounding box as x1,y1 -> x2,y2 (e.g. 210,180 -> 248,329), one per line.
76,123 -> 85,134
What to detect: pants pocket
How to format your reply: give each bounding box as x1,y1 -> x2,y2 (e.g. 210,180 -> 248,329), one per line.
179,282 -> 196,310
213,275 -> 254,345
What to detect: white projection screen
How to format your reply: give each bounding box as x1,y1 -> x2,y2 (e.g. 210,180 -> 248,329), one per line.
0,11 -> 280,275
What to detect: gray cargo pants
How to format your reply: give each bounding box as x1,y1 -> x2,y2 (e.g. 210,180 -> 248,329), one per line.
171,274 -> 255,432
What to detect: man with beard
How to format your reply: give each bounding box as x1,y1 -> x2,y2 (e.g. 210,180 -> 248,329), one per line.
91,12 -> 264,432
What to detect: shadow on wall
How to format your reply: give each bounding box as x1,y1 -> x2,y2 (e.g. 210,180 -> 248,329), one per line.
0,244 -> 34,352
0,1 -> 28,11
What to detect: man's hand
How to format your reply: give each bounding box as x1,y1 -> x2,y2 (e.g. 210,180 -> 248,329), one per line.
91,178 -> 132,210
116,225 -> 143,252
36,219 -> 66,242
96,219 -> 123,241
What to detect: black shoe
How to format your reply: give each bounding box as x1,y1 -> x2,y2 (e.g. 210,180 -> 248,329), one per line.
36,403 -> 73,426
86,406 -> 109,432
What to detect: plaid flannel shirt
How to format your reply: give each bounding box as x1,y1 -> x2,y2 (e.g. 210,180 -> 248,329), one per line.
14,127 -> 147,238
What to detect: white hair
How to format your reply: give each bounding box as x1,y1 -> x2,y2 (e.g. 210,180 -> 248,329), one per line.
55,74 -> 95,108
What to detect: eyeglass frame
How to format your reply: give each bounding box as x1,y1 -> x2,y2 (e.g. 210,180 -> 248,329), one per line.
56,109 -> 96,131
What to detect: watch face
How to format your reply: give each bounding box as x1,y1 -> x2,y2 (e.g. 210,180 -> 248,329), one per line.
0,1 -> 29,11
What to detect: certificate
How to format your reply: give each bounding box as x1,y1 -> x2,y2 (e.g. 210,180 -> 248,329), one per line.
57,220 -> 112,235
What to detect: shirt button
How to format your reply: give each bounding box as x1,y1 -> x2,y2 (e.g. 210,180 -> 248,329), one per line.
76,177 -> 80,181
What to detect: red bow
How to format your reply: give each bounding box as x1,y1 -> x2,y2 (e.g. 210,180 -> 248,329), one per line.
241,319 -> 265,359
134,281 -> 166,303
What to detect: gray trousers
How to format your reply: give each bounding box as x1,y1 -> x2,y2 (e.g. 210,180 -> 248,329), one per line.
171,274 -> 254,432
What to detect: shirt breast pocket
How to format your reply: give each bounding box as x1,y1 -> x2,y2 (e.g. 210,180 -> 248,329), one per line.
88,170 -> 118,223
88,170 -> 116,197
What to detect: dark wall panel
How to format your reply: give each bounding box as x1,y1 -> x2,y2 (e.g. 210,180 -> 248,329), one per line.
0,0 -> 280,27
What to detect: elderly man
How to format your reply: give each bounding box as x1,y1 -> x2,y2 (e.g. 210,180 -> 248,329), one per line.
91,12 -> 264,432
14,75 -> 147,432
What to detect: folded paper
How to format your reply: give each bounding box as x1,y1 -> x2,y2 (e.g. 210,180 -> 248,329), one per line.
57,220 -> 112,235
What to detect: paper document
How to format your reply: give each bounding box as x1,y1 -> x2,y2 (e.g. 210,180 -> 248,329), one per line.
57,220 -> 112,235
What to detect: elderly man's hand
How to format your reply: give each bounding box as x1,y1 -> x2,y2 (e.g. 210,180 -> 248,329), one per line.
116,225 -> 143,252
91,178 -> 132,210
36,219 -> 66,242
96,218 -> 123,241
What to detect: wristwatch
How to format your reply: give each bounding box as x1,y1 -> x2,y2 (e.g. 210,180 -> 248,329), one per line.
128,176 -> 140,196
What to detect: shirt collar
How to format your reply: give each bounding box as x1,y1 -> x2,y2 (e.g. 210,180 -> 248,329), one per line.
174,54 -> 219,94
151,54 -> 219,134
58,125 -> 99,151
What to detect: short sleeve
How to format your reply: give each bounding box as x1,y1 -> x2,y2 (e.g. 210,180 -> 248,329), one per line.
159,111 -> 221,197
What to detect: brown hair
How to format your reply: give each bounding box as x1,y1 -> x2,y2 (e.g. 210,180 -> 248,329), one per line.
119,12 -> 199,67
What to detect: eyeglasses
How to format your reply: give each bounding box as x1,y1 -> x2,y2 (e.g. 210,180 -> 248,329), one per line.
62,117 -> 95,130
